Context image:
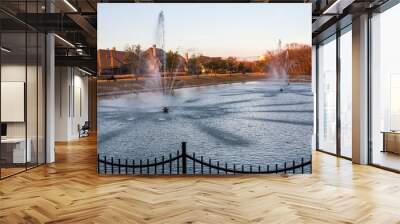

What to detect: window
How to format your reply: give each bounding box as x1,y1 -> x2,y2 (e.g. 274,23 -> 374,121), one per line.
339,28 -> 352,158
370,3 -> 400,171
317,36 -> 337,154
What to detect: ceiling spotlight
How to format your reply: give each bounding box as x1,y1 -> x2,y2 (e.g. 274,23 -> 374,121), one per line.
1,47 -> 11,53
76,49 -> 85,55
54,34 -> 75,48
78,67 -> 93,76
63,0 -> 78,12
323,0 -> 354,15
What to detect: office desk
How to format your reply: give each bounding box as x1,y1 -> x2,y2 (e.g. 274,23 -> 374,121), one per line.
382,131 -> 400,154
1,138 -> 31,163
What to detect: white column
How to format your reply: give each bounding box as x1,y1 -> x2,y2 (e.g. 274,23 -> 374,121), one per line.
352,14 -> 369,164
46,33 -> 55,163
312,45 -> 317,150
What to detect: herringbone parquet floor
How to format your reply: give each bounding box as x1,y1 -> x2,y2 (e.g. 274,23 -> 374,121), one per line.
1,135 -> 400,224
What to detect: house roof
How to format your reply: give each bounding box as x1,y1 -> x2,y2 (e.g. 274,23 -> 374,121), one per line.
97,49 -> 127,71
98,47 -> 187,72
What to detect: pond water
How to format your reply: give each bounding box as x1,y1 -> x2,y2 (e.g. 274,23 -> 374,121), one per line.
98,80 -> 313,173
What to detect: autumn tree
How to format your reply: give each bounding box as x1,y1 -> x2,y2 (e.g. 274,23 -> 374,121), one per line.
187,56 -> 202,77
166,50 -> 180,73
226,57 -> 238,74
263,43 -> 311,78
124,44 -> 145,80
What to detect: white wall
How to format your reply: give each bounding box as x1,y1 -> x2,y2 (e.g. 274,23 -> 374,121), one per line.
1,62 -> 47,164
1,64 -> 26,139
72,73 -> 89,137
55,67 -> 89,141
1,64 -> 41,138
55,66 -> 69,141
1,82 -> 25,122
1,64 -> 26,81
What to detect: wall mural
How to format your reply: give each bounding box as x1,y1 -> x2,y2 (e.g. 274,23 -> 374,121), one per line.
97,3 -> 313,175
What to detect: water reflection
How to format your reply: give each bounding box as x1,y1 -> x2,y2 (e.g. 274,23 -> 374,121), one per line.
98,81 -> 313,168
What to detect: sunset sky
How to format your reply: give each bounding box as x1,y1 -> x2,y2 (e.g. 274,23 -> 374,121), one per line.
98,3 -> 311,60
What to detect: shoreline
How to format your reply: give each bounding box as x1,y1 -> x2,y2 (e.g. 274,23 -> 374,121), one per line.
97,73 -> 311,97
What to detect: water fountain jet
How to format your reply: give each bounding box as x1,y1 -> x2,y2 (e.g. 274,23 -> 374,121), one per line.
266,39 -> 291,92
144,11 -> 177,113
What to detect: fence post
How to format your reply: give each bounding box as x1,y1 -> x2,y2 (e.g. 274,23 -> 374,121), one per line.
201,156 -> 204,174
193,153 -> 196,174
147,159 -> 150,174
133,160 -> 135,175
209,158 -> 212,174
155,158 -> 157,174
162,156 -> 165,174
177,150 -> 180,174
284,162 -> 287,174
169,154 -> 172,174
292,160 -> 295,174
104,156 -> 107,174
140,159 -> 143,174
118,159 -> 121,174
125,159 -> 128,175
111,157 -> 114,174
182,142 -> 187,174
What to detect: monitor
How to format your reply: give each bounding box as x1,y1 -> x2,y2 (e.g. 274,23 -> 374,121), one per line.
1,123 -> 7,137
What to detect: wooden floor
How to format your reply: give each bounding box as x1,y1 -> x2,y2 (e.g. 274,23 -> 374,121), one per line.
0,167 -> 26,178
1,136 -> 400,223
372,151 -> 400,171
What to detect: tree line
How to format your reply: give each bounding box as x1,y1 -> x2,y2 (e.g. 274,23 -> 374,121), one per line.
122,43 -> 311,77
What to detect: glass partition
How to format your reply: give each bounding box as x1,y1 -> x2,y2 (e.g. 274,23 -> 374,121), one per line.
27,31 -> 38,169
1,31 -> 28,177
0,1 -> 46,179
317,36 -> 337,154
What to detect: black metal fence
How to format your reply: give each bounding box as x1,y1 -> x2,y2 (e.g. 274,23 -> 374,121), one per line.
97,142 -> 312,175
